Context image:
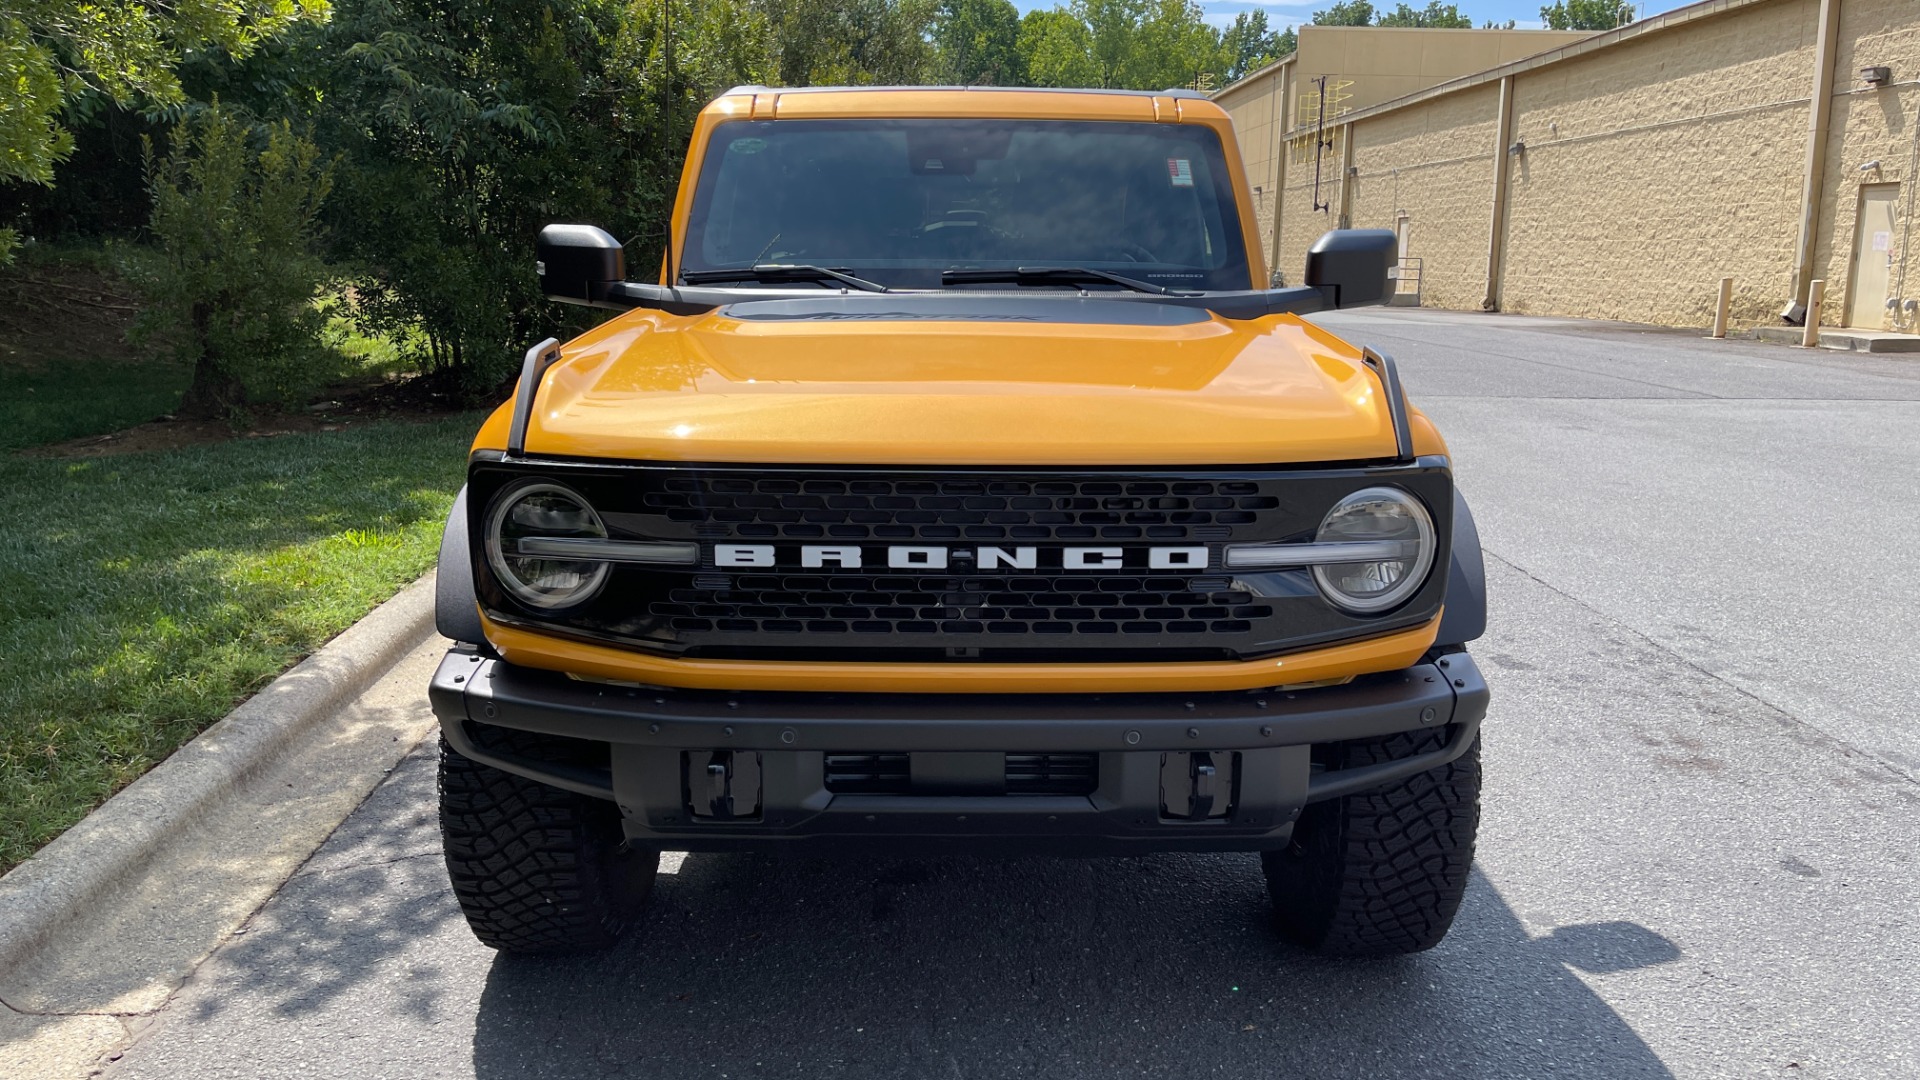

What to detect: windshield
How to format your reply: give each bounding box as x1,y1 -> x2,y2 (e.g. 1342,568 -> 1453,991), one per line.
681,119 -> 1251,292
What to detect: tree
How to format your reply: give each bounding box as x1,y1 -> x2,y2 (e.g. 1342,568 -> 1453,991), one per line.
1376,2 -> 1473,27
934,0 -> 1023,85
1016,8 -> 1098,87
1134,0 -> 1227,90
301,0 -> 696,396
0,0 -> 325,260
136,103 -> 334,417
1539,0 -> 1634,30
1075,0 -> 1146,89
764,0 -> 939,87
1312,1 -> 1376,25
1016,0 -> 1225,91
1220,10 -> 1291,83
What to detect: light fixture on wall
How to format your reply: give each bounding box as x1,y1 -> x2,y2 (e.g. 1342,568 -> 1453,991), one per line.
1861,66 -> 1892,87
1860,161 -> 1882,174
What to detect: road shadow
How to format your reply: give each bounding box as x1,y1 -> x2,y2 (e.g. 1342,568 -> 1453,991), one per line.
468,851 -> 1680,1080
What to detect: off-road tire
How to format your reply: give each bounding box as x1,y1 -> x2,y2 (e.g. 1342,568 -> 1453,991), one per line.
438,734 -> 657,953
1262,729 -> 1480,956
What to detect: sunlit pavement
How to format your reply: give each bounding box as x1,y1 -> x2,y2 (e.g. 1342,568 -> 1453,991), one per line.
106,311 -> 1920,1079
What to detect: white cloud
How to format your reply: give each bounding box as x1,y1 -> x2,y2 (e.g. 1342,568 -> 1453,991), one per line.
1199,2 -> 1313,31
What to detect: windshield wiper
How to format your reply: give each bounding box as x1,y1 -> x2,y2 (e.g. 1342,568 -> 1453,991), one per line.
940,266 -> 1194,295
680,264 -> 889,293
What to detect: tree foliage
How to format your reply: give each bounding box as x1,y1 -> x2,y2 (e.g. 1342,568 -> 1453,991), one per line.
136,102 -> 334,417
1312,1 -> 1376,26
1016,8 -> 1098,87
1376,2 -> 1473,28
1010,0 -> 1230,90
1539,0 -> 1634,30
1221,11 -> 1292,83
0,0 -> 328,260
934,0 -> 1023,85
766,0 -> 937,87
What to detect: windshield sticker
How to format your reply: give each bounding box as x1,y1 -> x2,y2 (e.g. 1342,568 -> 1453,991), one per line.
1168,158 -> 1194,187
729,138 -> 767,154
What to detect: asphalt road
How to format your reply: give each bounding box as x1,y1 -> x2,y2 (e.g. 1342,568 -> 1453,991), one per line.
106,312 -> 1920,1080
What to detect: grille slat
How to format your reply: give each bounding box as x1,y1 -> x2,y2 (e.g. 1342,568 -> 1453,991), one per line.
648,572 -> 1272,637
675,476 -> 1244,541
823,753 -> 1098,795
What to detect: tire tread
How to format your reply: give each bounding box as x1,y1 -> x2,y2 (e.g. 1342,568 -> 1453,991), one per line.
1264,729 -> 1480,956
438,734 -> 653,953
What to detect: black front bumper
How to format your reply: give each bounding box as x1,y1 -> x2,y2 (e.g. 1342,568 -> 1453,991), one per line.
427,650 -> 1487,854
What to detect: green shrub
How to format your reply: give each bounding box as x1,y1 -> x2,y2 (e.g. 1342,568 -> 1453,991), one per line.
134,104 -> 337,419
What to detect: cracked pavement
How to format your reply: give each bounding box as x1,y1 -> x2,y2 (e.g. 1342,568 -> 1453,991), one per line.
80,311 -> 1920,1079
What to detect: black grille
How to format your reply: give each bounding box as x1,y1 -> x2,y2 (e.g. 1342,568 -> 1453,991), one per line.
823,753 -> 1097,795
824,753 -> 910,793
647,476 -> 1278,543
470,461 -> 1453,663
652,574 -> 1271,638
1005,753 -> 1098,794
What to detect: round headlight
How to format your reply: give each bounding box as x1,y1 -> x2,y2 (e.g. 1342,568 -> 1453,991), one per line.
1311,486 -> 1435,614
485,482 -> 611,610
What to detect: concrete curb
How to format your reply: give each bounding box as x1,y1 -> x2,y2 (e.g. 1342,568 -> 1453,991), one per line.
0,572 -> 438,981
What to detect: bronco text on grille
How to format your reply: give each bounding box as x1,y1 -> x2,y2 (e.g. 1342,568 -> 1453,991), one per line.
466,458 -> 1454,663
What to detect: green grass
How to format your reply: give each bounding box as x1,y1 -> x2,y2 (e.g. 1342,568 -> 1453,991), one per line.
0,355 -> 191,452
0,416 -> 479,873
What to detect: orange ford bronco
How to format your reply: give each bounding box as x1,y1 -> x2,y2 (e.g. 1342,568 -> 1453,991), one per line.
428,86 -> 1488,957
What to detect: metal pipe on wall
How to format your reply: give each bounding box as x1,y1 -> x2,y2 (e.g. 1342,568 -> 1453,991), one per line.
1338,122 -> 1357,229
1783,0 -> 1842,324
1483,75 -> 1517,312
1270,63 -> 1292,285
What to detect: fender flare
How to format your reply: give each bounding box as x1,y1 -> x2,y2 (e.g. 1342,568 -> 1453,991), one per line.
1436,487 -> 1487,647
435,486 -> 487,645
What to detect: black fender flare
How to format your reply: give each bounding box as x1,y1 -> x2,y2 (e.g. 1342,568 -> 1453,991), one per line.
435,486 -> 487,645
1436,487 -> 1487,646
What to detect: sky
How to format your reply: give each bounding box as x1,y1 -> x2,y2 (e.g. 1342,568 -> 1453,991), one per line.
1007,0 -> 1698,31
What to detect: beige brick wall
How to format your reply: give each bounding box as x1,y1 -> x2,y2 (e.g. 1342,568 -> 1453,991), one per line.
1346,84 -> 1502,312
1238,0 -> 1920,335
1814,0 -> 1920,327
1499,0 -> 1816,326
1217,67 -> 1288,280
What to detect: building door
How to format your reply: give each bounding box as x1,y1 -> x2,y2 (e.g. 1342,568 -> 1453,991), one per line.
1847,183 -> 1900,328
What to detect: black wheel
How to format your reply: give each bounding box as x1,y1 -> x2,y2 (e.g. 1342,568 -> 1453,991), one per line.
1262,729 -> 1480,956
438,734 -> 657,953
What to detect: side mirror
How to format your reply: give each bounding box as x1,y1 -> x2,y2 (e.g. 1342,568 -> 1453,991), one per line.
1304,229 -> 1396,309
537,224 -> 625,306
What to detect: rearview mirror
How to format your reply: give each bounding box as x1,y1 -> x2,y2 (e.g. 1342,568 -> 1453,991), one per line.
537,224 -> 625,306
1304,229 -> 1396,309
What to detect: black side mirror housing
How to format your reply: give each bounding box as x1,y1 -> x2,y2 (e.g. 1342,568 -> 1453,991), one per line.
1304,229 -> 1396,309
537,224 -> 625,306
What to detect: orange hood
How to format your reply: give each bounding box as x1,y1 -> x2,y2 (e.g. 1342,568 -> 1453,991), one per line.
491,299 -> 1437,466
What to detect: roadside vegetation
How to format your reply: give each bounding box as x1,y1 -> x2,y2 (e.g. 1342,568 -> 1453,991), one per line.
0,413 -> 475,873
0,242 -> 473,875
